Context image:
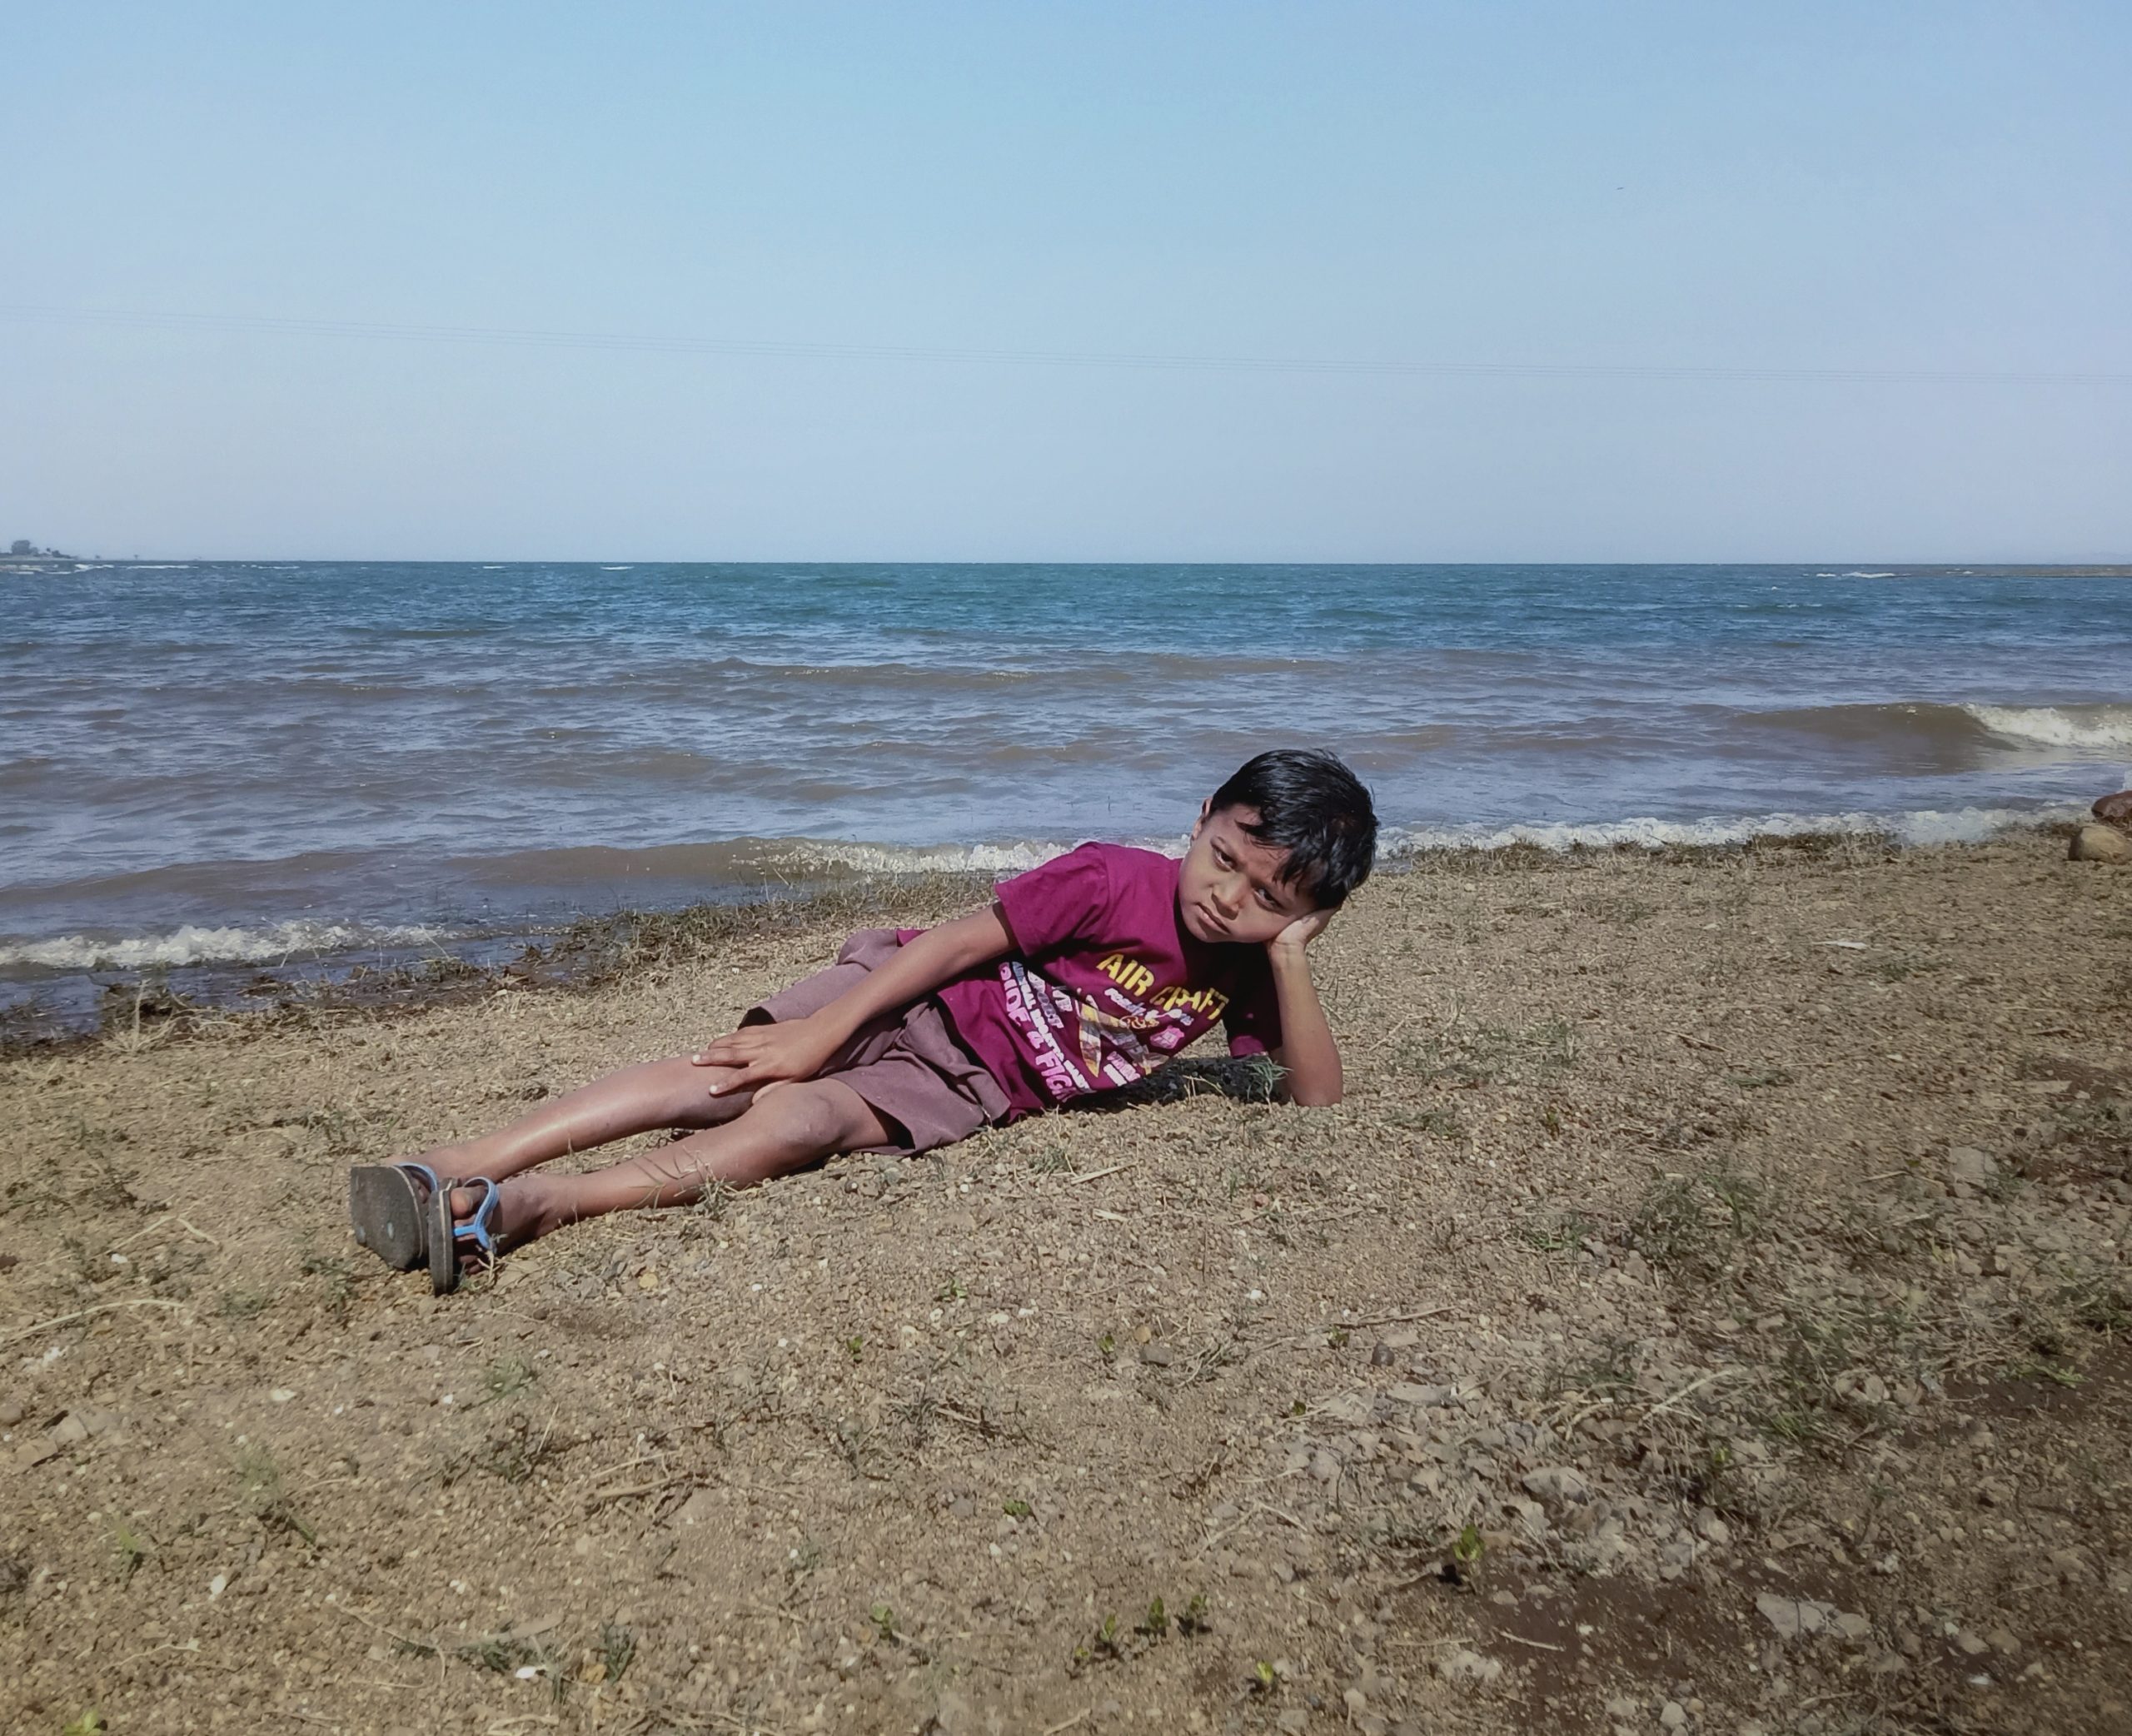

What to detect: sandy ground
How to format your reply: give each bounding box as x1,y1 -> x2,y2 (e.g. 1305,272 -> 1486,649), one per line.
2,836 -> 2129,1736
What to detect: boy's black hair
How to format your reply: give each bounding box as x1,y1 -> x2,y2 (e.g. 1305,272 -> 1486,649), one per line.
1208,749 -> 1377,908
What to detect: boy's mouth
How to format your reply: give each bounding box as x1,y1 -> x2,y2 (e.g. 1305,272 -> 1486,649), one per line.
1191,902 -> 1229,939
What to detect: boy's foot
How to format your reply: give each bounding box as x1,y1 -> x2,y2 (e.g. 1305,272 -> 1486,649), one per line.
446,1175 -> 570,1250
428,1175 -> 573,1295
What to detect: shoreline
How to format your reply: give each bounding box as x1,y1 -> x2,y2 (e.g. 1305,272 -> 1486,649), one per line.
1,827 -> 2083,1059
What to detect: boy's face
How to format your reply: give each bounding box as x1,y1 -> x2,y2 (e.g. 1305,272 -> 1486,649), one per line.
1178,802 -> 1320,945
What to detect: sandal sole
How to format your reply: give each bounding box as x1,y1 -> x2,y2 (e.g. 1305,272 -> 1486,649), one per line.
428,1181 -> 460,1296
348,1166 -> 427,1271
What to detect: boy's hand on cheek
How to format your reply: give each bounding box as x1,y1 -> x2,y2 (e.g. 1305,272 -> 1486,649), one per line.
691,1015 -> 842,1093
1270,909 -> 1332,955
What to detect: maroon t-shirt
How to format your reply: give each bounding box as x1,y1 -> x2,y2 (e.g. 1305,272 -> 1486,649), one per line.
906,842 -> 1284,1121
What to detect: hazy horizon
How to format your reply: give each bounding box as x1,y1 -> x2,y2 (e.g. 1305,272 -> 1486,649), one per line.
6,3 -> 2129,562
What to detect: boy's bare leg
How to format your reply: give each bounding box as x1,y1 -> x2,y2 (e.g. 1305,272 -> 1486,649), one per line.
450,1079 -> 894,1249
404,1057 -> 757,1185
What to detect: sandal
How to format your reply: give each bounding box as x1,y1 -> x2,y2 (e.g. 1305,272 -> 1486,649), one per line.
348,1163 -> 442,1271
427,1175 -> 504,1296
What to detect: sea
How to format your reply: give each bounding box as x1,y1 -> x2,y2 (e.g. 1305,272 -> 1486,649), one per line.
4,560 -> 2130,1036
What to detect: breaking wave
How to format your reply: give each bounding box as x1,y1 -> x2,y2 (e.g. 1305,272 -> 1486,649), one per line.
1962,703 -> 2132,752
1379,805 -> 2080,856
0,919 -> 452,972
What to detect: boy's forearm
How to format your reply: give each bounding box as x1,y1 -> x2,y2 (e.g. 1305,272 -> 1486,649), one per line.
807,907 -> 1013,1042
1268,945 -> 1342,1106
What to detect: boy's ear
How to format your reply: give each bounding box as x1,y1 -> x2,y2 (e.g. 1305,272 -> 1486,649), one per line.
1191,797 -> 1212,838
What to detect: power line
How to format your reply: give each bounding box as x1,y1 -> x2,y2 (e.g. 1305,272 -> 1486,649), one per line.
2,301 -> 2125,388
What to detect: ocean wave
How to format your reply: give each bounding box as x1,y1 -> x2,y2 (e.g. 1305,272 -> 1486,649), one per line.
0,918 -> 452,972
1742,699 -> 2132,764
787,838 -> 1133,876
1963,703 -> 2132,751
1378,804 -> 2078,855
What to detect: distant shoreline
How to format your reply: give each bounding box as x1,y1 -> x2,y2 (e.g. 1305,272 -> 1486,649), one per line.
5,558 -> 2132,575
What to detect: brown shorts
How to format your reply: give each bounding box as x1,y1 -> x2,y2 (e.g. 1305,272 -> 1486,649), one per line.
745,928 -> 1010,1157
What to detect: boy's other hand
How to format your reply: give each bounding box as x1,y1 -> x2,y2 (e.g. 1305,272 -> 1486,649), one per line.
1269,908 -> 1332,956
691,1015 -> 842,1094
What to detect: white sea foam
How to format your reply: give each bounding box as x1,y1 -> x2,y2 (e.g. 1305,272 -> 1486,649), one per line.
1378,805 -> 2078,856
0,919 -> 450,972
1963,704 -> 2132,752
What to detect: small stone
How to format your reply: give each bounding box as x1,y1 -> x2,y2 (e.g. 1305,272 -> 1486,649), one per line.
1435,1647 -> 1502,1685
1522,1465 -> 1591,1505
637,1271 -> 658,1291
269,1388 -> 296,1404
1756,1591 -> 1839,1638
1661,1704 -> 1687,1730
1986,1628 -> 2020,1656
1137,1344 -> 1173,1367
209,1572 -> 228,1599
0,1400 -> 22,1426
1606,1699 -> 1638,1719
49,1414 -> 87,1446
1956,1629 -> 1990,1656
2069,823 -> 2131,863
2095,789 -> 2132,826
1276,1714 -> 1308,1735
1342,1688 -> 1368,1714
1948,1147 -> 1997,1185
1370,1341 -> 1395,1367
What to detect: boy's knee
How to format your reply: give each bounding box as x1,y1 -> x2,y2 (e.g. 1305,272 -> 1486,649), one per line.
745,1082 -> 847,1151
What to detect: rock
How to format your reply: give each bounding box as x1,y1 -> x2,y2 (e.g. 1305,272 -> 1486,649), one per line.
1661,1704 -> 1687,1730
1755,1591 -> 1863,1639
1521,1465 -> 1592,1505
1137,1345 -> 1174,1368
1948,1147 -> 1997,1186
0,1400 -> 22,1426
2093,790 -> 2132,827
1388,1382 -> 1461,1408
49,1414 -> 88,1446
1276,1714 -> 1309,1735
2069,823 -> 2132,863
1435,1648 -> 1502,1685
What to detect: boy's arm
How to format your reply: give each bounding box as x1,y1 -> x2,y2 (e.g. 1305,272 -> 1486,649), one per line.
1266,911 -> 1342,1107
692,905 -> 1014,1094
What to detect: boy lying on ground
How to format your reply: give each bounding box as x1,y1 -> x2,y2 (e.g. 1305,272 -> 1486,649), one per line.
348,749 -> 1377,1293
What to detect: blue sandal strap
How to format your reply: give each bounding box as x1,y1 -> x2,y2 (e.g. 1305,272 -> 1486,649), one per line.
451,1177 -> 503,1261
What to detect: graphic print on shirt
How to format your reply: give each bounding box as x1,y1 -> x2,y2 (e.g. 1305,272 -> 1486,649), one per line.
999,950 -> 1233,1104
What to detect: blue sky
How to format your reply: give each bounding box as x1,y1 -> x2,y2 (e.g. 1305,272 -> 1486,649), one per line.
3,2 -> 2128,560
